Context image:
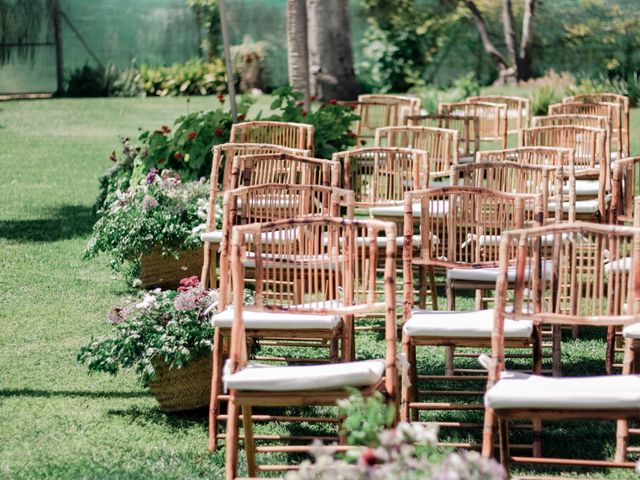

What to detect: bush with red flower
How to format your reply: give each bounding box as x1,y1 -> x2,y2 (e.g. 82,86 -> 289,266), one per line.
77,277 -> 219,384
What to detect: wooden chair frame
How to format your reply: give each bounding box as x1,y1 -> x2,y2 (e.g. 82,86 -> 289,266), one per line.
229,121 -> 315,154
564,93 -> 630,157
610,156 -> 640,225
201,143 -> 312,288
208,184 -> 355,452
374,126 -> 458,180
482,222 -> 640,474
468,95 -> 530,134
438,101 -> 508,149
406,114 -> 480,163
223,217 -> 398,479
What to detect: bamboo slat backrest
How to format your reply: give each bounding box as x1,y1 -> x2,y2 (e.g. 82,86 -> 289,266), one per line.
374,126 -> 458,178
476,146 -> 575,168
518,125 -> 606,172
438,101 -> 508,148
453,161 -> 567,223
548,101 -> 621,158
404,186 -> 543,271
531,114 -> 611,161
468,95 -> 530,133
406,114 -> 480,159
564,93 -> 630,156
332,147 -> 430,208
489,223 -> 640,381
229,152 -> 340,191
348,95 -> 421,145
229,121 -> 315,154
611,157 -> 640,224
227,215 -> 398,387
217,184 -> 355,308
358,94 -> 421,119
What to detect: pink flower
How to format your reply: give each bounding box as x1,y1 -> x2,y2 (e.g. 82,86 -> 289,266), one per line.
188,131 -> 197,140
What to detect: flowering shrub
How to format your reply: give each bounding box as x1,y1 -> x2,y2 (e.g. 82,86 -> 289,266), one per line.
138,58 -> 227,97
267,86 -> 360,159
287,392 -> 506,480
77,277 -> 218,384
85,169 -> 219,285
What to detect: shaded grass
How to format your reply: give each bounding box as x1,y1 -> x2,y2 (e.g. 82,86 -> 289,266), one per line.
1,95 -> 638,478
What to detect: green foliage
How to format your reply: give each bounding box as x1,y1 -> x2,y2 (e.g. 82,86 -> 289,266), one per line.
85,171 -> 215,284
567,72 -> 640,107
267,86 -> 359,158
531,85 -> 561,115
185,0 -> 221,61
77,280 -> 217,384
138,58 -> 227,96
337,389 -> 395,446
66,62 -> 143,97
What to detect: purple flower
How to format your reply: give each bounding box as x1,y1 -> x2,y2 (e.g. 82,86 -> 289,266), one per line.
141,195 -> 158,211
174,291 -> 198,311
107,306 -> 127,324
146,168 -> 159,184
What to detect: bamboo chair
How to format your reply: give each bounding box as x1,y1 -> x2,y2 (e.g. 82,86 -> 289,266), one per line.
564,93 -> 630,158
340,100 -> 410,147
468,95 -> 530,134
406,114 -> 480,164
482,222 -> 640,474
518,126 -> 607,221
208,184 -> 355,452
438,101 -> 508,149
201,143 -> 312,288
400,187 -> 543,451
475,147 -> 577,223
610,156 -> 640,225
531,114 -> 611,165
229,121 -> 315,154
548,101 -> 620,161
358,93 -> 421,118
374,126 -> 458,183
223,217 -> 398,479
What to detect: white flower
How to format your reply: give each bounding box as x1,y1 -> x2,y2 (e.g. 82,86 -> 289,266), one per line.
136,294 -> 158,310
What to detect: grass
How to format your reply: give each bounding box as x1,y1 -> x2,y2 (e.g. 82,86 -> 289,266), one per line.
0,94 -> 638,479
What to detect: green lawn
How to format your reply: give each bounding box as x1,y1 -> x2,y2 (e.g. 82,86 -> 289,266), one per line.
0,95 -> 638,479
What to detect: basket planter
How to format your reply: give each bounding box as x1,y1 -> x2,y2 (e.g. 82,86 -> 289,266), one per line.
139,248 -> 204,290
148,354 -> 212,412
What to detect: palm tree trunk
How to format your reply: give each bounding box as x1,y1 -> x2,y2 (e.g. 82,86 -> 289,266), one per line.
286,0 -> 311,110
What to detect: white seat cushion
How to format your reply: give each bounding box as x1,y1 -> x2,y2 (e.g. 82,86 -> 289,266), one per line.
623,323 -> 640,339
243,252 -> 342,269
224,359 -> 385,392
211,306 -> 340,330
403,309 -> 533,338
369,200 -> 449,218
604,257 -> 631,274
548,199 -> 600,214
201,230 -> 223,243
447,260 -> 553,283
562,179 -> 600,196
485,372 -> 640,410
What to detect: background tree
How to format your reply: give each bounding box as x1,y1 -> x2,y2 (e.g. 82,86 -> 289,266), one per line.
286,0 -> 311,109
465,0 -> 536,84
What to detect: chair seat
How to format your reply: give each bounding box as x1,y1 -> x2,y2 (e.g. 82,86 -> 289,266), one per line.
447,260 -> 552,283
604,257 -> 631,274
369,200 -> 449,218
201,228 -> 297,245
224,359 -> 385,392
562,179 -> 601,196
243,252 -> 343,269
623,323 -> 640,339
548,199 -> 599,214
485,372 -> 640,410
458,154 -> 475,165
201,230 -> 223,243
211,306 -> 340,330
404,309 -> 533,339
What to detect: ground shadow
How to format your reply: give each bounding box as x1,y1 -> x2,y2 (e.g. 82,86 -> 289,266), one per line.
0,204 -> 95,242
0,388 -> 149,399
107,405 -> 208,428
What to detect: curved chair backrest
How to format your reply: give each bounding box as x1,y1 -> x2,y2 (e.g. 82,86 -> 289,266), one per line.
468,95 -> 530,133
230,121 -> 315,154
406,114 -> 480,160
438,101 -> 508,148
611,156 -> 640,224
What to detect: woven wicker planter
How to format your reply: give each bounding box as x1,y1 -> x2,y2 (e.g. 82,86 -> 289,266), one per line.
139,248 -> 204,290
148,355 -> 212,412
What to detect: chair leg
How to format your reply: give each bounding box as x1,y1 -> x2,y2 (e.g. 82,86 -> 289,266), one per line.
445,280 -> 455,376
428,266 -> 438,310
552,325 -> 562,377
475,289 -> 483,311
498,418 -> 511,475
444,346 -> 455,377
446,279 -> 455,310
225,395 -> 240,480
605,325 -> 616,375
481,407 -> 496,459
615,418 -> 629,463
400,338 -> 412,422
242,406 -> 257,478
209,328 -> 224,452
418,265 -> 427,310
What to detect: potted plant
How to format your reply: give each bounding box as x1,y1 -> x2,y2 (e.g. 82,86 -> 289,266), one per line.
85,169 -> 220,289
77,277 -> 218,412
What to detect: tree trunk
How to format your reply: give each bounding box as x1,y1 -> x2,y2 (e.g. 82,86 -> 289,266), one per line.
286,0 -> 311,110
306,0 -> 359,101
518,0 -> 536,81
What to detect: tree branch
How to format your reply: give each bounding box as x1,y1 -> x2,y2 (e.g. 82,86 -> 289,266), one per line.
466,0 -> 509,69
501,0 -> 518,66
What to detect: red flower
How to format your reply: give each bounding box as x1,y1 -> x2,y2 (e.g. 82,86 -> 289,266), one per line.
109,151 -> 117,162
188,131 -> 197,140
215,128 -> 224,137
174,152 -> 184,160
296,101 -> 305,107
311,95 -> 317,101
301,110 -> 307,117
360,448 -> 378,467
217,94 -> 225,104
238,113 -> 246,121
177,276 -> 200,292
346,130 -> 357,139
161,125 -> 171,134
328,98 -> 337,105
158,158 -> 165,164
